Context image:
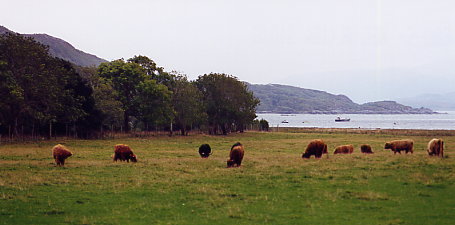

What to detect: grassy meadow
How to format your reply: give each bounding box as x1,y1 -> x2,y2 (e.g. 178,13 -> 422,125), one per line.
1,131 -> 454,224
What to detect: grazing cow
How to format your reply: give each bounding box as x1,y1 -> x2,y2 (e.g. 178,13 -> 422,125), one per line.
360,144 -> 374,154
384,139 -> 414,154
199,144 -> 212,158
113,144 -> 137,162
333,144 -> 354,154
302,139 -> 328,159
52,144 -> 73,166
227,142 -> 244,167
427,138 -> 444,157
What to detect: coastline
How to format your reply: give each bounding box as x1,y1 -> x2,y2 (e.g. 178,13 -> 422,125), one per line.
266,127 -> 455,136
257,111 -> 442,114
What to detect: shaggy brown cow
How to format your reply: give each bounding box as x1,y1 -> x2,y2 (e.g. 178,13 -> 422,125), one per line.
360,144 -> 374,154
113,144 -> 137,162
227,142 -> 244,167
199,144 -> 212,158
384,139 -> 414,154
302,139 -> 328,158
333,144 -> 354,154
52,144 -> 73,166
427,138 -> 444,157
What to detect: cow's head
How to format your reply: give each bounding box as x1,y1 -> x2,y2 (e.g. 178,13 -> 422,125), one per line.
227,159 -> 235,167
130,154 -> 138,162
384,142 -> 392,150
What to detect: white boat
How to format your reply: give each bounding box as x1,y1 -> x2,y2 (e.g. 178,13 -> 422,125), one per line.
335,117 -> 350,122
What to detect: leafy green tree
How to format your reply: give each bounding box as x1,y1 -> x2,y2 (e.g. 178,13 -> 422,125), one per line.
128,55 -> 175,88
171,75 -> 206,135
259,119 -> 269,131
195,73 -> 259,135
135,79 -> 173,129
98,57 -> 174,133
98,59 -> 146,132
75,66 -> 123,128
0,32 -> 89,138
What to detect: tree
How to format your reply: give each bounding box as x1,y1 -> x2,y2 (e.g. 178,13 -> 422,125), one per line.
135,79 -> 173,130
98,59 -> 146,132
259,119 -> 269,131
195,73 -> 259,135
128,55 -> 175,88
98,57 -> 174,133
75,66 -> 123,129
171,75 -> 206,135
0,32 -> 55,136
0,32 -> 90,138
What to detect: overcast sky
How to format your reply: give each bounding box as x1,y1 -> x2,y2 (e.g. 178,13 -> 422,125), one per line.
1,0 -> 454,103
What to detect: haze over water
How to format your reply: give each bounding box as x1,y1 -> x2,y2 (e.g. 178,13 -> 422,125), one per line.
257,112 -> 455,130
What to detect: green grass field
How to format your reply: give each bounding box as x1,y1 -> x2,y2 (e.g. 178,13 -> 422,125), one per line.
1,131 -> 454,224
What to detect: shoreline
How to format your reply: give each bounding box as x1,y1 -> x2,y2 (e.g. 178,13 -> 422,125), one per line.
267,127 -> 455,136
257,111 -> 448,115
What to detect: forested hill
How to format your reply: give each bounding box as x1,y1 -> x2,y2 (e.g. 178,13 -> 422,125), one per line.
248,83 -> 435,114
0,25 -> 106,67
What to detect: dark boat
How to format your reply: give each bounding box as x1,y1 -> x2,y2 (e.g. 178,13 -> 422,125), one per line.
335,117 -> 350,122
281,120 -> 289,123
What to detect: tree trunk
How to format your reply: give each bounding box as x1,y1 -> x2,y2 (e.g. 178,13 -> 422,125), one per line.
32,123 -> 35,140
73,123 -> 77,139
169,121 -> 173,136
13,117 -> 19,137
123,111 -> 130,133
48,121 -> 52,139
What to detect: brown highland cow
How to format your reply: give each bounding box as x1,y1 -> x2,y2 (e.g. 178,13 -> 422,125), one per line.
384,139 -> 414,154
52,144 -> 73,166
227,142 -> 244,167
113,144 -> 137,162
427,138 -> 444,157
334,144 -> 354,154
302,139 -> 328,158
360,144 -> 374,154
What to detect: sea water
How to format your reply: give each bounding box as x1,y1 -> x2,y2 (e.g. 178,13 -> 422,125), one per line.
256,112 -> 455,130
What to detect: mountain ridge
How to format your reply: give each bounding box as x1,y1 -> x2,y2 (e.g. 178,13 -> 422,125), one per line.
248,83 -> 435,114
0,25 -> 106,67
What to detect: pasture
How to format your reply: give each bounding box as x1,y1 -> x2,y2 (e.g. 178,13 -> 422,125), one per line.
1,131 -> 454,224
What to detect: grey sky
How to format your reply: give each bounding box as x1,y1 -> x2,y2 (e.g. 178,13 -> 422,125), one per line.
1,0 -> 454,103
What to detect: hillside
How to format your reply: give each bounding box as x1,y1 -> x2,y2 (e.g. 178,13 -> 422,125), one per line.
0,25 -> 106,67
248,83 -> 435,114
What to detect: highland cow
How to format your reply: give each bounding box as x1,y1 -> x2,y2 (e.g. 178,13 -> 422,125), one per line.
384,139 -> 414,154
302,139 -> 328,159
52,144 -> 73,166
334,144 -> 354,154
360,144 -> 374,154
113,144 -> 137,162
427,138 -> 444,157
199,144 -> 212,158
227,142 -> 244,167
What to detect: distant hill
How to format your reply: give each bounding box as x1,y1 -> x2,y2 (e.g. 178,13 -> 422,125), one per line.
248,83 -> 435,114
397,92 -> 455,111
0,25 -> 106,67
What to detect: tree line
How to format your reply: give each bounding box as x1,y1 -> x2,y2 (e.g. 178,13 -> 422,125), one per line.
0,32 -> 263,139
